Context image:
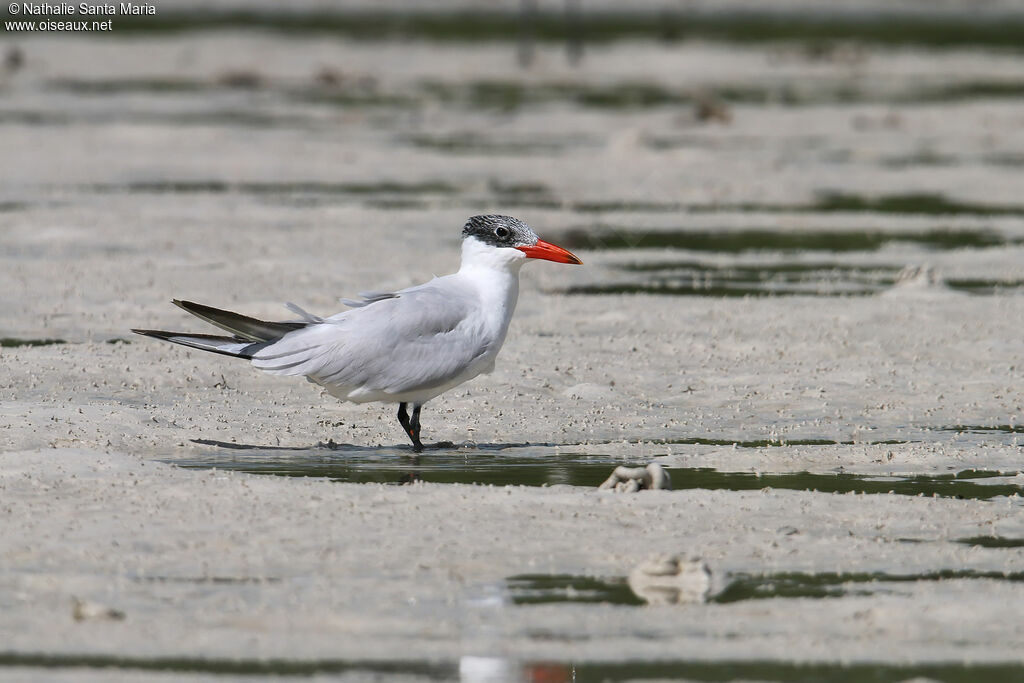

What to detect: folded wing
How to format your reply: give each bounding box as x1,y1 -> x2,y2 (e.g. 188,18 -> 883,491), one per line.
251,281 -> 489,398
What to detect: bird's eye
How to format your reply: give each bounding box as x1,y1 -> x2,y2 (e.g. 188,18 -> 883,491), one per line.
494,226 -> 510,239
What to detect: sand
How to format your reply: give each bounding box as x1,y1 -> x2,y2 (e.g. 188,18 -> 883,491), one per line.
2,5 -> 1024,680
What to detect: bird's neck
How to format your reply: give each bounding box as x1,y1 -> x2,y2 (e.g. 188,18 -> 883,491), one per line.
459,237 -> 525,286
457,237 -> 524,329
458,236 -> 527,274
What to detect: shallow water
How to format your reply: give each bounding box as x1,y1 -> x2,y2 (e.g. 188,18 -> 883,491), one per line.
2,652 -> 1021,682
170,446 -> 1024,499
508,568 -> 1024,607
0,337 -> 68,347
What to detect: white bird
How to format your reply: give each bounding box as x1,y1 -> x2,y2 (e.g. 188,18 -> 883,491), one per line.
133,215 -> 582,451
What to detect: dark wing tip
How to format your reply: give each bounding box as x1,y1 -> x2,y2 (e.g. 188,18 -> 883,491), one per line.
132,328 -> 175,340
173,299 -> 214,314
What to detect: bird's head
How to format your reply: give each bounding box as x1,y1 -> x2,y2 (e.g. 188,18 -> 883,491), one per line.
461,215 -> 582,269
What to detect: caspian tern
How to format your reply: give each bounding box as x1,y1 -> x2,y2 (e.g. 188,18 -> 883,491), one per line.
133,215 -> 582,451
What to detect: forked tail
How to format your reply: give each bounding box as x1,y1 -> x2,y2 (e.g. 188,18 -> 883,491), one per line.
131,300 -> 308,359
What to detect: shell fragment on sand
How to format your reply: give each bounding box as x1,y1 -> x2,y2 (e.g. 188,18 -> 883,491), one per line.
598,463 -> 672,492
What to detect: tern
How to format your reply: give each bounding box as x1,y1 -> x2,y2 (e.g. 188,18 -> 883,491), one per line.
132,215 -> 582,451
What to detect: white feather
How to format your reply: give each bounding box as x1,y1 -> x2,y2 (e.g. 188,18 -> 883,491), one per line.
250,237 -> 527,405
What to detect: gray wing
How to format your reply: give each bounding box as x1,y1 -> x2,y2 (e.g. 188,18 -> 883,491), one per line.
340,290 -> 399,308
251,280 -> 488,396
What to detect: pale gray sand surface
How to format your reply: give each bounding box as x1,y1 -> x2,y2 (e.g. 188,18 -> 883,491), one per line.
3,448 -> 1024,665
2,5 -> 1024,681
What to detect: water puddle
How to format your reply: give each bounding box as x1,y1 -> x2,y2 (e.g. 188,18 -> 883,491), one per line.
933,426 -> 1024,447
83,180 -> 458,196
579,660 -> 1024,683
172,448 -> 622,487
424,78 -> 1024,113
555,226 -> 1007,252
619,261 -> 895,275
567,192 -> 1024,217
2,107 -> 314,129
129,574 -> 281,585
882,151 -> 1024,169
170,446 -> 1022,500
940,425 -> 1024,435
564,278 -> 883,298
406,133 -> 588,155
62,179 -> 468,207
660,436 -> 910,447
955,536 -> 1024,548
551,200 -> 1024,297
0,338 -> 131,348
507,568 -> 1024,608
508,574 -> 645,606
48,76 -> 414,108
813,191 -> 1024,216
66,177 -> 566,210
714,569 -> 1024,602
0,653 -> 453,678
662,468 -> 1021,500
0,338 -> 67,348
604,262 -> 1024,297
883,152 -> 973,169
947,279 -> 1024,294
3,651 -> 1018,683
47,77 -> 210,95
562,277 -> 1024,298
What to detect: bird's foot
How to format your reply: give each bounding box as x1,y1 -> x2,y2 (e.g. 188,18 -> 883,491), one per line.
405,440 -> 453,453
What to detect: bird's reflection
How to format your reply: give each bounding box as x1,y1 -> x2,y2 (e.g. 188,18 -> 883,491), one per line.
397,455 -> 422,484
175,438 -> 604,487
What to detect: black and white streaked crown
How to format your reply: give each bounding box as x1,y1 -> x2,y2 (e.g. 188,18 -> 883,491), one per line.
462,215 -> 537,248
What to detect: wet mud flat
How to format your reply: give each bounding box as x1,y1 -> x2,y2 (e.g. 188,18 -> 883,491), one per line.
4,447 -> 1024,683
173,442 -> 1024,501
3,2 -> 1024,680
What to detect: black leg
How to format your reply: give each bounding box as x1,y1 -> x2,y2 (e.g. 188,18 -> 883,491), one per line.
397,402 -> 424,452
409,404 -> 424,452
397,402 -> 411,434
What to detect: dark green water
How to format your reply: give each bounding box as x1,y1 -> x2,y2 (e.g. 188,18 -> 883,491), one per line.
560,261 -> 1023,298
940,425 -> 1024,435
0,338 -> 67,347
507,568 -> 1024,607
539,192 -> 1024,298
171,446 -> 1022,500
42,75 -> 1024,117
560,279 -> 1023,298
955,536 -> 1024,548
4,651 -> 1019,682
562,192 -> 1024,217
